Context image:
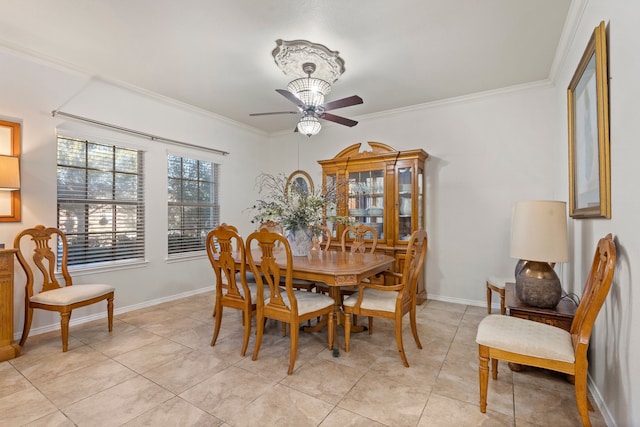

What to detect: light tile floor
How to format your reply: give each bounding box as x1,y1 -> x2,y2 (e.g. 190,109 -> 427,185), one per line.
0,293 -> 607,426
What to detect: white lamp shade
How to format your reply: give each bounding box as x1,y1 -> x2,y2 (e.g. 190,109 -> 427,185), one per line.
0,155 -> 20,190
510,200 -> 568,263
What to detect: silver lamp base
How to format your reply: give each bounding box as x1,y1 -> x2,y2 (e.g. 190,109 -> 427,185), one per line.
515,260 -> 562,308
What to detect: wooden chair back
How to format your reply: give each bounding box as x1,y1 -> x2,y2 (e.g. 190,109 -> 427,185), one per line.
246,229 -> 295,317
341,224 -> 378,254
259,220 -> 284,248
14,225 -> 73,297
219,222 -> 238,233
571,233 -> 616,360
399,228 -> 428,309
206,224 -> 250,301
313,225 -> 332,252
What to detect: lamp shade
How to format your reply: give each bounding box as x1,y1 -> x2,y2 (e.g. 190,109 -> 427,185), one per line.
297,116 -> 322,137
510,200 -> 568,263
0,155 -> 20,190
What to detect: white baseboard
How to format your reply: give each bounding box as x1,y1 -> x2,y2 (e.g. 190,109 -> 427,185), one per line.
588,372 -> 616,427
426,293 -> 487,308
15,286 -> 215,340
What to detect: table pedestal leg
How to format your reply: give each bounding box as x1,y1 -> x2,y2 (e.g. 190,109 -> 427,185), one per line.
299,285 -> 369,357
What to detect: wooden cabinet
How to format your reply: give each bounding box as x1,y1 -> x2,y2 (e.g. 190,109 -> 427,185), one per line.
318,142 -> 429,303
0,248 -> 20,361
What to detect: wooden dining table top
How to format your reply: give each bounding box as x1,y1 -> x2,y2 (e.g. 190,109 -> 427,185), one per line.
246,249 -> 395,287
291,250 -> 394,286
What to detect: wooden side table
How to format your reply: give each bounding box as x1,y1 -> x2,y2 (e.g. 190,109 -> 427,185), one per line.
0,248 -> 20,361
505,282 -> 577,332
505,282 -> 577,374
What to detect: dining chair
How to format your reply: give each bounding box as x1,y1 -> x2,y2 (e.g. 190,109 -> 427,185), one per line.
337,223 -> 381,327
312,224 -> 332,252
246,228 -> 335,375
14,225 -> 115,352
476,234 -> 616,427
342,228 -> 428,367
341,223 -> 378,254
206,224 -> 257,356
260,221 -> 316,293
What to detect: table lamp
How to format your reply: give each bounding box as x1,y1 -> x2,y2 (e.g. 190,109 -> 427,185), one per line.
510,200 -> 568,308
0,155 -> 20,190
0,155 -> 20,248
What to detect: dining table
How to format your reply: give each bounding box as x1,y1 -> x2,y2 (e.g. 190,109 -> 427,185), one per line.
250,248 -> 396,356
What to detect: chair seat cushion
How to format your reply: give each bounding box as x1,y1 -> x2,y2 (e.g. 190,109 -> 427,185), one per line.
30,284 -> 114,306
343,288 -> 396,312
476,314 -> 575,363
487,276 -> 511,289
268,291 -> 333,315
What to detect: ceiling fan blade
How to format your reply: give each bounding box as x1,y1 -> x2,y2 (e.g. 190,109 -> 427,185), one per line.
276,89 -> 306,109
321,95 -> 363,111
249,111 -> 298,116
320,112 -> 358,127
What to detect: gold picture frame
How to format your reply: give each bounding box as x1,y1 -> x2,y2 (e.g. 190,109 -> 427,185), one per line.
286,170 -> 314,196
567,21 -> 610,219
0,119 -> 21,222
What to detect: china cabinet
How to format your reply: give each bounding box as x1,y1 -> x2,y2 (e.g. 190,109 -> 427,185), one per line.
318,142 -> 429,303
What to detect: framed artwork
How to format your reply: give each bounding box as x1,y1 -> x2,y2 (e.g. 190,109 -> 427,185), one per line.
286,170 -> 313,196
0,119 -> 21,222
567,21 -> 610,219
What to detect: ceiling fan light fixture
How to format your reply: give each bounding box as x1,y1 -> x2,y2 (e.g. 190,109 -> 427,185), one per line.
287,77 -> 331,107
297,116 -> 322,137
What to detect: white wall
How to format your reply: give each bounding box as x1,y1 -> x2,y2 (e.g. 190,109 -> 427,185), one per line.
0,48 -> 268,335
550,0 -> 639,425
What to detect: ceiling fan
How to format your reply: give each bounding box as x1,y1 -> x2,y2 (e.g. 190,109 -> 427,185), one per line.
250,62 -> 363,136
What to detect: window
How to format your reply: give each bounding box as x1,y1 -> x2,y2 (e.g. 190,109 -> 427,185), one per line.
57,136 -> 145,267
167,154 -> 219,256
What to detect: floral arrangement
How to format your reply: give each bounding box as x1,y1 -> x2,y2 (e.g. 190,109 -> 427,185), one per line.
249,173 -> 343,235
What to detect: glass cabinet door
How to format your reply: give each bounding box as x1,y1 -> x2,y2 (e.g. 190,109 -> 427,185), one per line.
347,170 -> 384,239
324,173 -> 338,239
397,166 -> 413,242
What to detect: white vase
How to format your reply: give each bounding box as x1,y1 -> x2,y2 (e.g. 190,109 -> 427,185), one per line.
400,197 -> 412,215
287,227 -> 313,256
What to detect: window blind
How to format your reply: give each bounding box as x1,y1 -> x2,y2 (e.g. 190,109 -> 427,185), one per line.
167,154 -> 219,256
57,136 -> 145,266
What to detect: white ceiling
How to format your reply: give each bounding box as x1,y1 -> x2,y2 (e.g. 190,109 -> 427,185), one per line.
0,0 -> 572,134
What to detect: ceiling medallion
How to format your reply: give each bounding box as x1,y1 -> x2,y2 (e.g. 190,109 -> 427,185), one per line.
272,39 -> 346,84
